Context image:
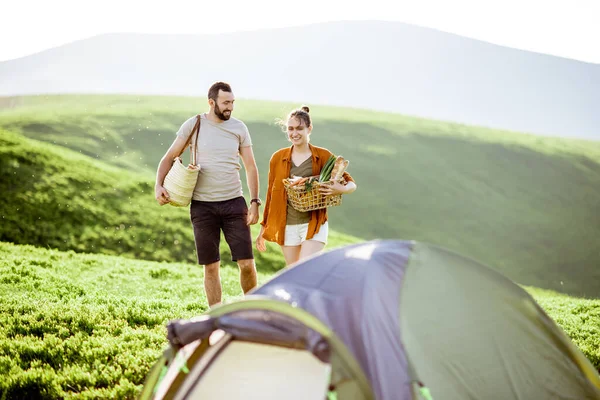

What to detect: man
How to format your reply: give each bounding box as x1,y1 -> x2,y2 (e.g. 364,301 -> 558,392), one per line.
155,82 -> 261,307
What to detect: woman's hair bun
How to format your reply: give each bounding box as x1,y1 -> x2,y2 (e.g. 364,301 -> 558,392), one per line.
300,105 -> 310,113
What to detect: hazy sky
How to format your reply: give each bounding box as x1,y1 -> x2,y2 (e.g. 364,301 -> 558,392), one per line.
3,0 -> 599,64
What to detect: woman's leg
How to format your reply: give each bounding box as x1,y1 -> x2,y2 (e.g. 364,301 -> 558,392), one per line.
298,240 -> 325,260
280,245 -> 302,266
298,221 -> 328,261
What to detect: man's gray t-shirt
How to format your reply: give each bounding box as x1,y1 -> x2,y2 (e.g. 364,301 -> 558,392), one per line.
176,114 -> 252,202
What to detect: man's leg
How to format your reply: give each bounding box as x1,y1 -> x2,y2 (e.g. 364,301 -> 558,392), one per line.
191,200 -> 223,307
236,259 -> 257,294
222,197 -> 258,295
203,261 -> 222,307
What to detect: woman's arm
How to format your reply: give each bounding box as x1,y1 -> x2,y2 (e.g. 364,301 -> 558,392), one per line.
260,155 -> 277,226
319,180 -> 356,196
256,155 -> 278,252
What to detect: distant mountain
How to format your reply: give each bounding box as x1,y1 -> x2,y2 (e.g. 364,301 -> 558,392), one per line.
0,21 -> 598,140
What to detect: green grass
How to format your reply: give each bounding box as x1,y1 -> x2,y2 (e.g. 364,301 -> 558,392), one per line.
526,286 -> 600,369
0,242 -> 598,399
0,242 -> 249,399
1,94 -> 599,296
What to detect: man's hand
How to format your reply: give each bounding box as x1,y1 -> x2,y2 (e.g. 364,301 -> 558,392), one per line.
155,184 -> 170,205
247,203 -> 259,225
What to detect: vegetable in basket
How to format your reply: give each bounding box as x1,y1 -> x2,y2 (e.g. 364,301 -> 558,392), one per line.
320,155 -> 349,183
287,155 -> 349,191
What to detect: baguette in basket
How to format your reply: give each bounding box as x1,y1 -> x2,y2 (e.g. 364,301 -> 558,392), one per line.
331,157 -> 350,182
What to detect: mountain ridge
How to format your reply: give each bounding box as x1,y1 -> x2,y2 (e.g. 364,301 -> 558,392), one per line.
1,20 -> 598,140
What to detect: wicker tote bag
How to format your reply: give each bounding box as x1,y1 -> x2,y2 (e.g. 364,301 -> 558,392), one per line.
163,114 -> 202,207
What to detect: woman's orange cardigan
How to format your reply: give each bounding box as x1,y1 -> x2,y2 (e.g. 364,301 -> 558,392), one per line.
260,144 -> 355,245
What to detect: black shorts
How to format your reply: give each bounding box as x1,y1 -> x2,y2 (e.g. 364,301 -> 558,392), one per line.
190,196 -> 254,265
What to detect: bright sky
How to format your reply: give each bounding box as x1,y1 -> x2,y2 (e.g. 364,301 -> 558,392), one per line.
3,0 -> 599,64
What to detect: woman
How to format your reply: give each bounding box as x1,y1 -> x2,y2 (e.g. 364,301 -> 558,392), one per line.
256,106 -> 357,266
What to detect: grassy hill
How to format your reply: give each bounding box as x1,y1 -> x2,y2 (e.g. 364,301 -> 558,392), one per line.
1,94 -> 599,296
0,242 -> 598,399
0,128 -> 357,273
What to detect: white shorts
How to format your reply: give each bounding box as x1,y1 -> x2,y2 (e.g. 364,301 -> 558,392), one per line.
284,222 -> 329,246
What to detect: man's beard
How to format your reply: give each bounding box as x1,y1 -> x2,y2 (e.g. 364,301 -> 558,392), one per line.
214,104 -> 231,121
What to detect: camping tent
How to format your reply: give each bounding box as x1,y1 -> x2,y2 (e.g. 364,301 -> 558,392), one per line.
139,240 -> 600,400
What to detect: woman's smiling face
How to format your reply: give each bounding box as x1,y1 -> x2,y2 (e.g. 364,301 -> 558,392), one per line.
287,117 -> 312,145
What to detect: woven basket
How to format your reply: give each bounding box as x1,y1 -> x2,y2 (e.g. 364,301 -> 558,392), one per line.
163,115 -> 202,207
163,158 -> 200,207
283,177 -> 343,212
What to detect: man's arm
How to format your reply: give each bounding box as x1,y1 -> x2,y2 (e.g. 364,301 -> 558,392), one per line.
239,145 -> 260,224
154,135 -> 189,205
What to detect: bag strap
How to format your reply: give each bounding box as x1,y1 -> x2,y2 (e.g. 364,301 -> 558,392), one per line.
177,114 -> 202,166
190,113 -> 203,166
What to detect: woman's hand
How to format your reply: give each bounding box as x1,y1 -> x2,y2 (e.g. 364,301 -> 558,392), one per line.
256,233 -> 266,252
319,181 -> 348,196
256,225 -> 267,252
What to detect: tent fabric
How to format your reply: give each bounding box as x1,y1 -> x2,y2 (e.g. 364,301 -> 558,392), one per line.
252,239 -> 600,400
141,298 -> 375,400
140,239 -> 600,400
180,341 -> 331,400
400,241 -> 600,400
167,310 -> 332,363
205,299 -> 375,399
252,240 -> 414,400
